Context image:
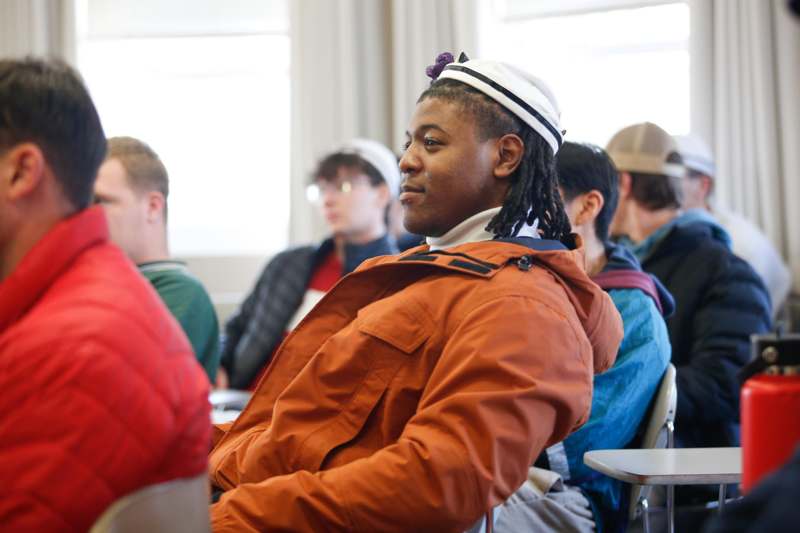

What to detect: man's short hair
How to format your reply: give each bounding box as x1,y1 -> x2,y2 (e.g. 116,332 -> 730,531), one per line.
106,136 -> 169,206
557,142 -> 619,242
0,57 -> 106,209
311,151 -> 390,224
312,152 -> 385,188
628,152 -> 684,211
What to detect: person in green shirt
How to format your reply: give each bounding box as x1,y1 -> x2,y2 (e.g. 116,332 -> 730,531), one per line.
93,136 -> 220,382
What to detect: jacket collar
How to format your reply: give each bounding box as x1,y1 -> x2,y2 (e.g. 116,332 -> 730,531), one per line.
620,210 -> 733,265
598,241 -> 676,317
315,234 -> 398,275
0,206 -> 109,331
138,260 -> 188,274
618,219 -> 676,264
602,240 -> 643,273
342,234 -> 397,274
396,236 -> 581,279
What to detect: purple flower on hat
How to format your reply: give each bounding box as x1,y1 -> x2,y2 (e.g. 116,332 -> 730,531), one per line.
425,52 -> 454,82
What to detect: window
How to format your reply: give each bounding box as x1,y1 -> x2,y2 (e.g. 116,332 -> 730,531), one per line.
479,0 -> 690,147
76,0 -> 290,256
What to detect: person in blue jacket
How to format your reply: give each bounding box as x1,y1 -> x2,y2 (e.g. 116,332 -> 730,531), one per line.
494,142 -> 672,533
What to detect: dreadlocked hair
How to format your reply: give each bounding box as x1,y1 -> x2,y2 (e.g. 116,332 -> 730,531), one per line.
418,79 -> 571,241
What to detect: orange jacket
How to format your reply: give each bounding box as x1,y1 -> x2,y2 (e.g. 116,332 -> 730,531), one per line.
209,239 -> 622,532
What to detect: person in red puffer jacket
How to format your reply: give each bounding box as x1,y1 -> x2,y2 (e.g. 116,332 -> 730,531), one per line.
0,58 -> 211,532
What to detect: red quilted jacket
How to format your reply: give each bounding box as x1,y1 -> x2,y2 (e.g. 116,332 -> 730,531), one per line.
0,207 -> 211,532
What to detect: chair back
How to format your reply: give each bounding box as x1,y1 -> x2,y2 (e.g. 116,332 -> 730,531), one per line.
89,474 -> 211,533
628,363 -> 677,521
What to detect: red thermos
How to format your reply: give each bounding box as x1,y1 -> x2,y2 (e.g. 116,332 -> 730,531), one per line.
740,334 -> 800,493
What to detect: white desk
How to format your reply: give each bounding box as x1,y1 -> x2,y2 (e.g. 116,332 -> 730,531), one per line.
583,447 -> 741,486
211,409 -> 241,425
584,448 -> 741,533
209,389 -> 252,410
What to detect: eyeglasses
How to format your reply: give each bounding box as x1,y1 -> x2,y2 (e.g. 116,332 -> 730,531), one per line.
306,180 -> 362,203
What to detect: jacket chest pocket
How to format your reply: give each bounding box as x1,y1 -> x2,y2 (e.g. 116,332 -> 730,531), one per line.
293,297 -> 433,471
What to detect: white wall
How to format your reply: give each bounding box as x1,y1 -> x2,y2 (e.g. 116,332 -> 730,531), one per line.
179,255 -> 269,325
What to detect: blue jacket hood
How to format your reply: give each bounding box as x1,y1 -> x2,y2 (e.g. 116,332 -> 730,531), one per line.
676,209 -> 733,249
601,241 -> 676,318
617,209 -> 732,267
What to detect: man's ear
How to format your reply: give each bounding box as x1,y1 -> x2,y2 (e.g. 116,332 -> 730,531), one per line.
618,171 -> 632,198
1,143 -> 46,201
699,175 -> 714,199
575,190 -> 605,227
145,191 -> 166,223
493,134 -> 524,179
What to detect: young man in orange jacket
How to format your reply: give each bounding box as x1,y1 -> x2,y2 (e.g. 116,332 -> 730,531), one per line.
208,53 -> 623,532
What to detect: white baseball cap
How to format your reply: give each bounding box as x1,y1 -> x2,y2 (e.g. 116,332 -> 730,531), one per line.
336,138 -> 401,197
674,134 -> 716,177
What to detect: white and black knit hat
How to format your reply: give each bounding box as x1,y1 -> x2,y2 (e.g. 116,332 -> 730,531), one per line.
432,53 -> 564,154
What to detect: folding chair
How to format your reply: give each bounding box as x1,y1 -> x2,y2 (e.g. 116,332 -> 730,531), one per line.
89,474 -> 210,533
628,363 -> 677,533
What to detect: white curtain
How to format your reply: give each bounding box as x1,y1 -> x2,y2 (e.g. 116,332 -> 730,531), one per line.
288,0 -> 392,244
390,0 -> 477,150
690,0 -> 800,289
288,0 -> 477,244
0,0 -> 76,63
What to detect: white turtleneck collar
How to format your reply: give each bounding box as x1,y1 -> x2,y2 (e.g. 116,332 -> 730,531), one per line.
426,207 -> 540,251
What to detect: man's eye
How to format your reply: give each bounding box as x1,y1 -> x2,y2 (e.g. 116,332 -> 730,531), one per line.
423,138 -> 440,147
402,140 -> 411,151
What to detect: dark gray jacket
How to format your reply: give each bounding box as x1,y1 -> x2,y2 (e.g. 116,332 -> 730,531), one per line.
221,235 -> 397,389
636,218 -> 772,448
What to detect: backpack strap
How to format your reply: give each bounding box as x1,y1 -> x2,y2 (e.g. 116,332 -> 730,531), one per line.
592,269 -> 663,315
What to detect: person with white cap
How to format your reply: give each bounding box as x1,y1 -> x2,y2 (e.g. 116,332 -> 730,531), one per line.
606,122 -> 771,455
675,133 -> 791,317
218,138 -> 400,389
206,53 -> 622,532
